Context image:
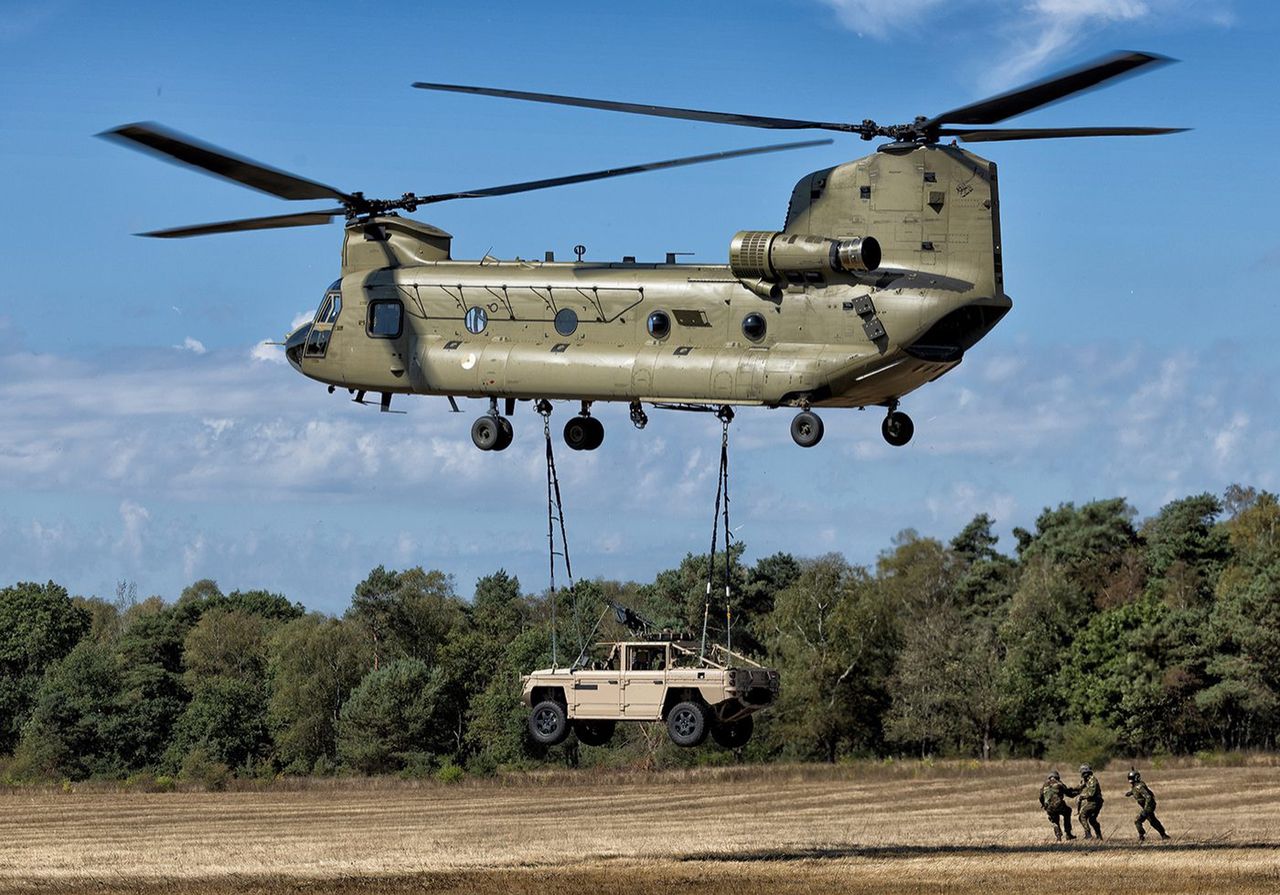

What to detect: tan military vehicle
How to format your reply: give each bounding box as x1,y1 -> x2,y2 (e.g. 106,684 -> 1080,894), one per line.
522,639 -> 779,749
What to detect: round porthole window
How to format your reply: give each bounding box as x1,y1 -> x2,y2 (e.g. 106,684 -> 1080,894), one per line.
465,306 -> 488,335
647,310 -> 671,339
554,307 -> 579,336
742,312 -> 767,341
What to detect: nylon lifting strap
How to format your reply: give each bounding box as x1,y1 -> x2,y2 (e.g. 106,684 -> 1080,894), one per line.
701,407 -> 734,659
541,405 -> 574,668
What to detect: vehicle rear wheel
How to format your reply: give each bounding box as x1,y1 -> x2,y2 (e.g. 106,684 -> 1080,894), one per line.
710,715 -> 754,749
666,700 -> 709,747
573,719 -> 616,747
529,700 -> 569,746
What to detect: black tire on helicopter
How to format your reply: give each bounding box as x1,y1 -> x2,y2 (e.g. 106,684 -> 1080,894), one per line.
790,411 -> 824,448
882,411 -> 914,447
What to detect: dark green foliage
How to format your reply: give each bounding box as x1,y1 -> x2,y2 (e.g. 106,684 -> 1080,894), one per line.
348,566 -> 464,669
5,484 -> 1280,776
268,614 -> 371,772
16,639 -> 123,779
0,581 -> 90,753
337,658 -> 443,773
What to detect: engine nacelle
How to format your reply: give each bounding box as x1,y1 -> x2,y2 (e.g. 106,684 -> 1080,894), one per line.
729,231 -> 880,288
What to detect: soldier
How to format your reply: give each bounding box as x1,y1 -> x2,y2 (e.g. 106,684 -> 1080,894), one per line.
1039,770 -> 1078,841
1075,764 -> 1104,839
1124,769 -> 1170,841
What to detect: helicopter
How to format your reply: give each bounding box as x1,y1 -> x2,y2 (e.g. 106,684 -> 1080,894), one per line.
103,51 -> 1182,452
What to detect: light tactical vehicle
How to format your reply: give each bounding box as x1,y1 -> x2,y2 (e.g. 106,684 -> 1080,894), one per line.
522,639 -> 779,749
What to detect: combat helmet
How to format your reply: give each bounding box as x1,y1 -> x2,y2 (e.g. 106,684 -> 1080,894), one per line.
1047,769 -> 1061,781
1079,764 -> 1093,777
1128,768 -> 1141,783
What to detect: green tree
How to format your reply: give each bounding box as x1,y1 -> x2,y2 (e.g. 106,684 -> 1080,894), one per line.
1141,494 -> 1229,607
348,566 -> 464,669
268,614 -> 371,773
765,555 -> 895,761
15,639 -> 122,779
0,581 -> 90,754
170,608 -> 274,770
337,659 -> 442,773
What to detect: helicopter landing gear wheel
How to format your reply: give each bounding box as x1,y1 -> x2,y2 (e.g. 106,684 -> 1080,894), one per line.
471,415 -> 502,451
494,416 -> 514,451
882,410 -> 914,447
563,415 -> 604,451
790,410 -> 824,448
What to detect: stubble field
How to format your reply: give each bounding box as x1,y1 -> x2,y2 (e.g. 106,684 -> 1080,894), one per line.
2,762 -> 1278,894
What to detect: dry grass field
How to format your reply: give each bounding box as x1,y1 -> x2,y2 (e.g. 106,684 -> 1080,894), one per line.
2,762 -> 1278,894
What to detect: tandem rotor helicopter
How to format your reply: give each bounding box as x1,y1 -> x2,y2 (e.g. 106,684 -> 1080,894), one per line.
104,51 -> 1182,452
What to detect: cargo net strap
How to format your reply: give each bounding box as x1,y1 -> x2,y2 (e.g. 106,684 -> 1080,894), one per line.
539,402 -> 576,668
701,406 -> 734,660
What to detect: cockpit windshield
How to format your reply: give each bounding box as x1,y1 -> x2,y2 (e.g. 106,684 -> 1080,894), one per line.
315,279 -> 342,324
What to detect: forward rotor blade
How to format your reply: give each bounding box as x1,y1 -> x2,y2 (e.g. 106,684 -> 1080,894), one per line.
943,126 -> 1188,143
101,123 -> 355,202
413,81 -> 856,132
928,51 -> 1174,128
138,209 -> 345,239
414,139 -> 833,204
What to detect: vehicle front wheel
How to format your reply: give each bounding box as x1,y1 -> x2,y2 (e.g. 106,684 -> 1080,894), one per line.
666,700 -> 709,747
529,700 -> 569,746
573,719 -> 616,747
710,715 -> 754,749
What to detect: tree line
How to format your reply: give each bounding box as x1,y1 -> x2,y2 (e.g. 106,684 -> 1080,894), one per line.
2,485 -> 1277,783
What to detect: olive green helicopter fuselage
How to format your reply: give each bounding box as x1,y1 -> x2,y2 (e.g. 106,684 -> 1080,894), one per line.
287,142 -> 1010,450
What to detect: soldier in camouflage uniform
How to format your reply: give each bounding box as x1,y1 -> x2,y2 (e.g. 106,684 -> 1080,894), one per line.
1075,764 -> 1104,839
1038,770 -> 1078,840
1124,769 -> 1170,841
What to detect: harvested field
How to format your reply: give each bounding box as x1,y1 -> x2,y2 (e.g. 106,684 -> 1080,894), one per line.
2,763 -> 1278,894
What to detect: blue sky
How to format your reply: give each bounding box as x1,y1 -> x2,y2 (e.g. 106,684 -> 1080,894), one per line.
1,0 -> 1277,612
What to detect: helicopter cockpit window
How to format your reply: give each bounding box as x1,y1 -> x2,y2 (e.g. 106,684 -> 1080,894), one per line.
368,300 -> 403,339
320,293 -> 341,324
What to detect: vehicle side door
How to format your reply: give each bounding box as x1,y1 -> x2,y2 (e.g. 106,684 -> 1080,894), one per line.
569,644 -> 622,720
620,644 -> 668,720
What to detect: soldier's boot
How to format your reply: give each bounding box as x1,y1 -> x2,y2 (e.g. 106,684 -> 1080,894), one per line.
1092,820 -> 1103,840
1150,816 -> 1170,840
1063,816 -> 1076,840
1136,822 -> 1146,842
1054,826 -> 1062,842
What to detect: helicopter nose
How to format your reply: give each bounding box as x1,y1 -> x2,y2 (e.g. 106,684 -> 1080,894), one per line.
284,323 -> 310,372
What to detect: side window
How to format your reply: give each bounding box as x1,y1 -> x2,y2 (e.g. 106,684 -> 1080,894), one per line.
368,300 -> 403,339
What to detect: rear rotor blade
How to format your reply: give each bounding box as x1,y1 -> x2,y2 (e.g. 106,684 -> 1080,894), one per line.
927,51 -> 1174,128
101,123 -> 355,202
139,209 -> 345,239
944,126 -> 1188,143
413,81 -> 857,132
414,139 -> 833,204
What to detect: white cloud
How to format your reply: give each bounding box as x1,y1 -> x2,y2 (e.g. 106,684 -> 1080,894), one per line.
251,340 -> 286,364
816,0 -> 947,38
816,0 -> 1233,89
116,500 -> 150,561
176,336 -> 207,355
